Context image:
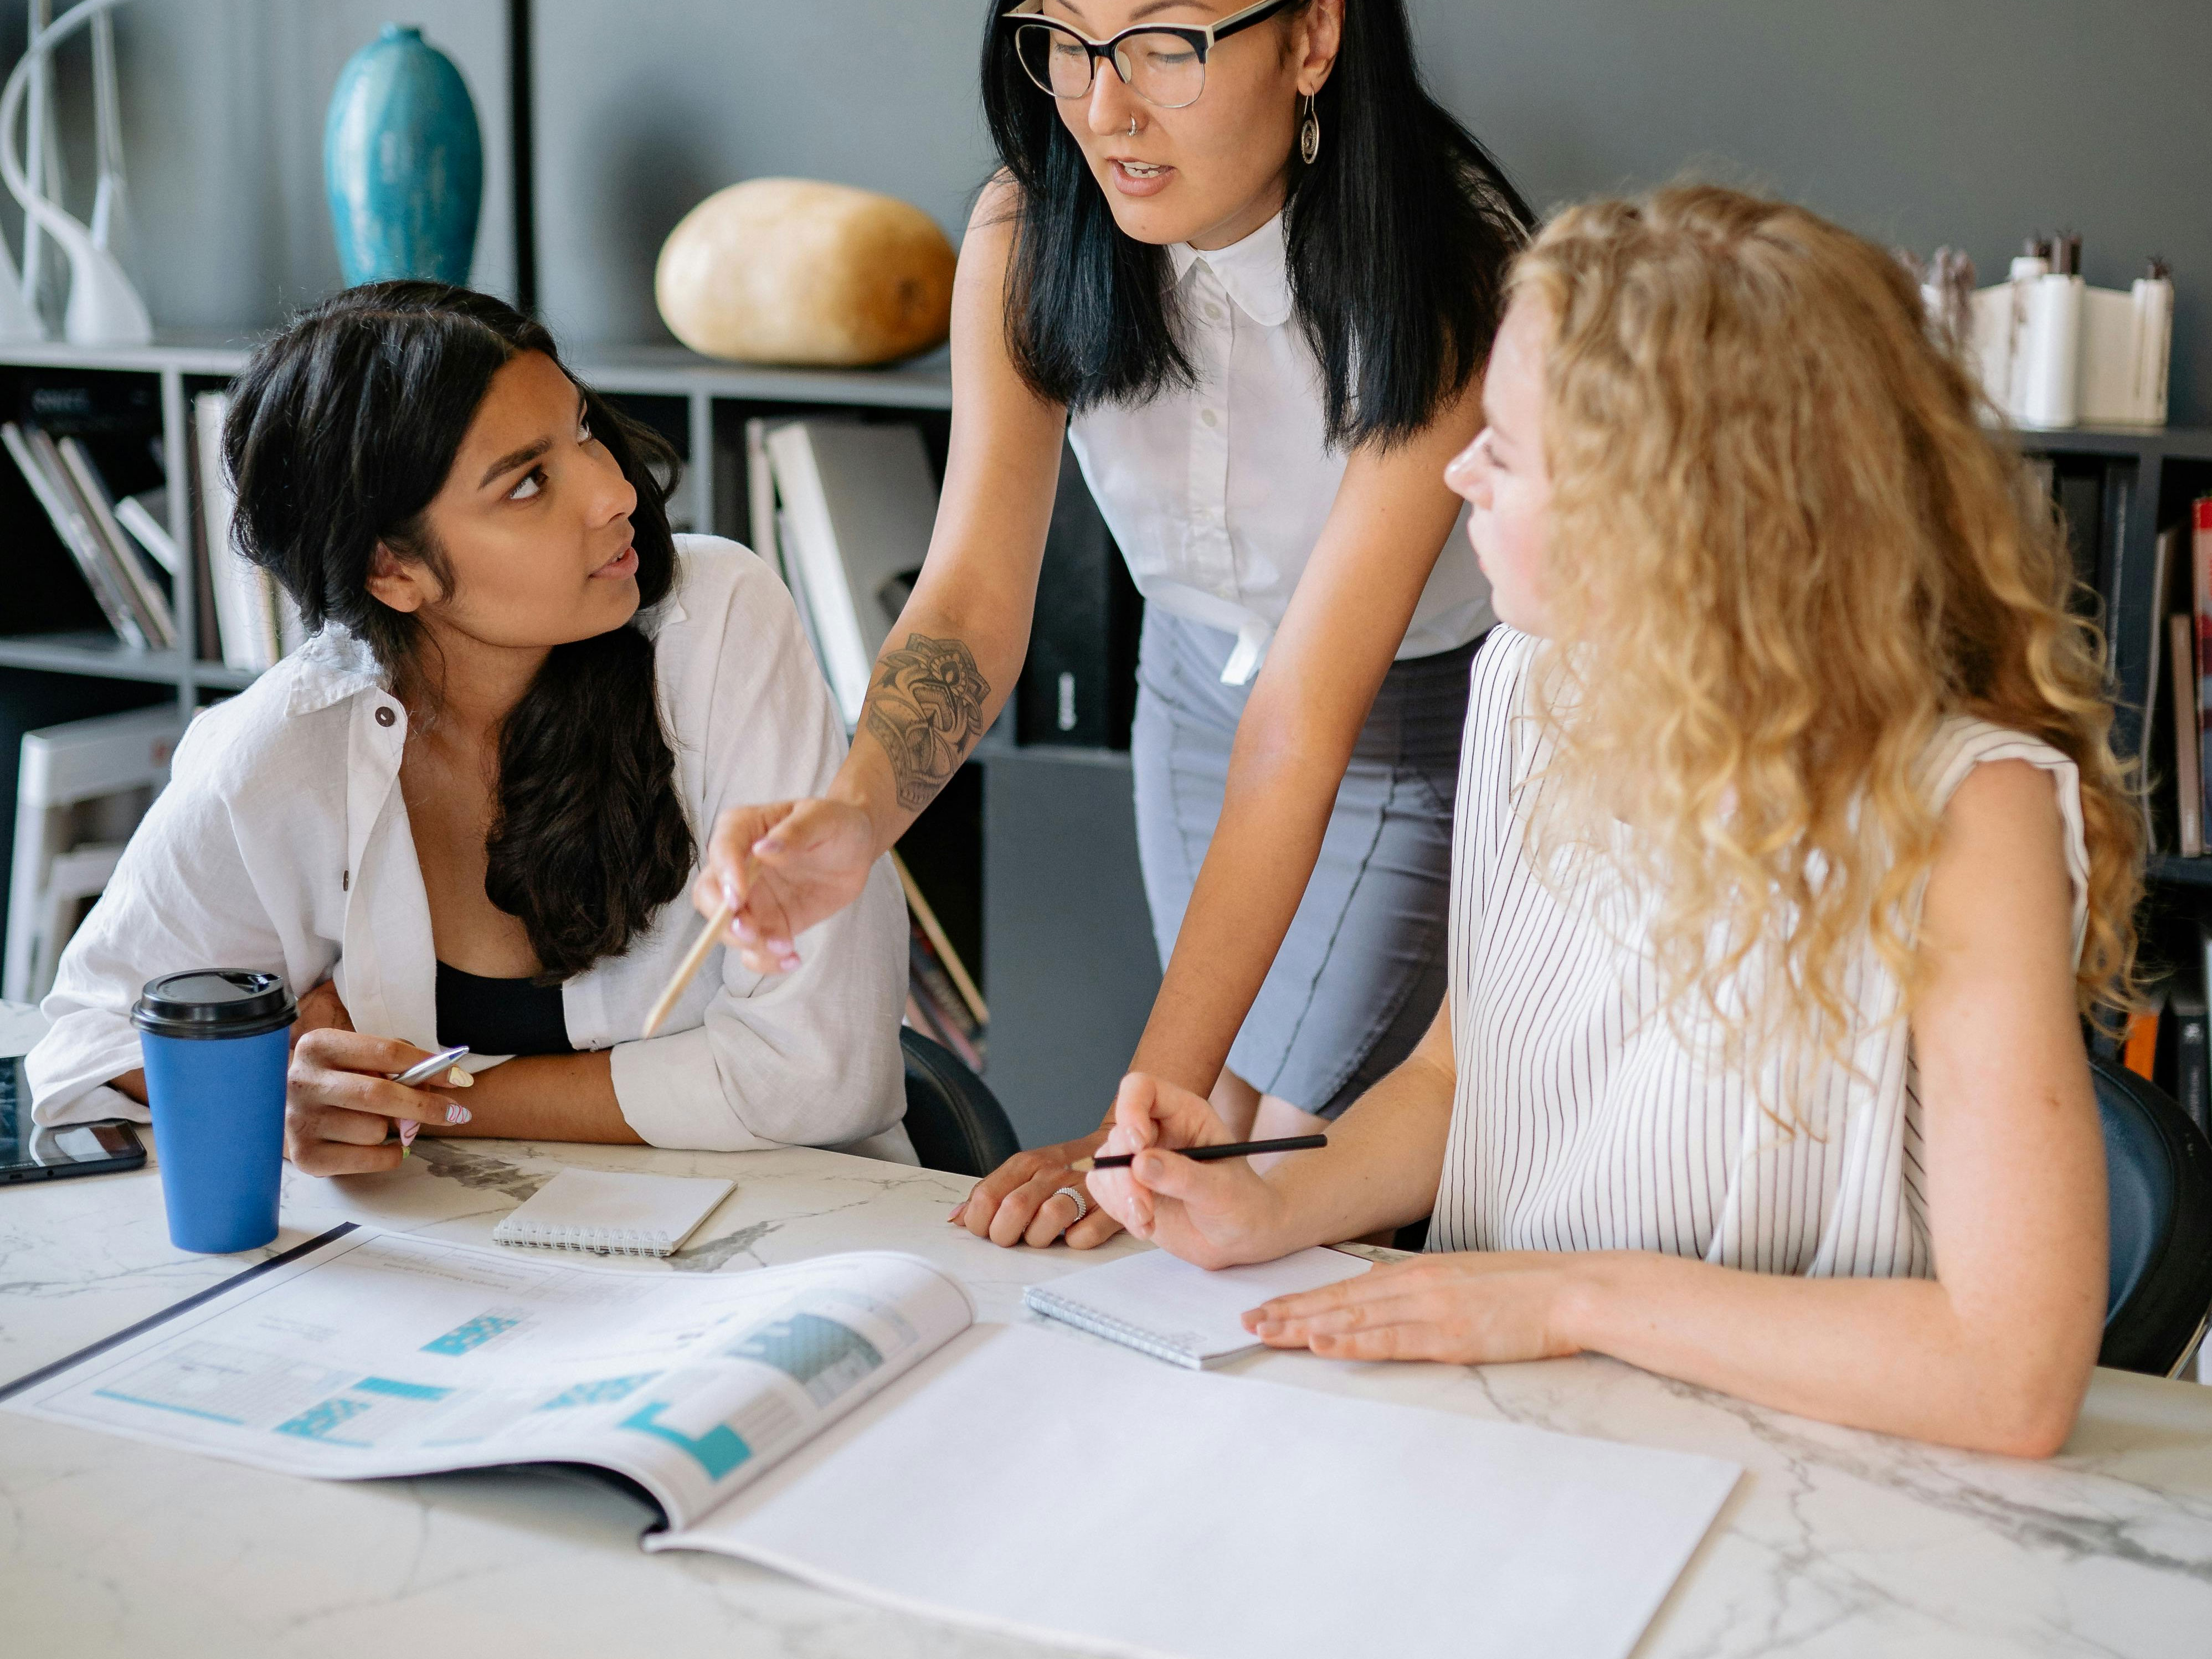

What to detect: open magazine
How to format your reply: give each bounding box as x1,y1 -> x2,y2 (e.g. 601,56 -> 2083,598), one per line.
0,1225 -> 970,1528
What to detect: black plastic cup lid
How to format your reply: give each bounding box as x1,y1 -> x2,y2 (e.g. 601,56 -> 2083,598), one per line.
132,970 -> 298,1040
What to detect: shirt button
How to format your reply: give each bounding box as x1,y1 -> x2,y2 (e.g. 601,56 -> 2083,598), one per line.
374,705 -> 397,728
1200,409 -> 1220,429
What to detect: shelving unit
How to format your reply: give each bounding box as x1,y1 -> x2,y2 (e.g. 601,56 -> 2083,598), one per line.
2012,423 -> 2212,890
0,334 -> 1159,1146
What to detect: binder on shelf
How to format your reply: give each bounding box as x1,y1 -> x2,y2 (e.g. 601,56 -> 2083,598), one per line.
2052,464 -> 2101,614
56,436 -> 177,649
764,419 -> 938,728
2,421 -> 148,648
2168,967 -> 2209,1140
1017,442 -> 1141,749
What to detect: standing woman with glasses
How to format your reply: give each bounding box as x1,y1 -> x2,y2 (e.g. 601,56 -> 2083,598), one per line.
695,0 -> 1529,1246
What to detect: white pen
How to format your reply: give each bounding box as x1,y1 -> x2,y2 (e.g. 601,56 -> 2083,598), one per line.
388,1044 -> 472,1150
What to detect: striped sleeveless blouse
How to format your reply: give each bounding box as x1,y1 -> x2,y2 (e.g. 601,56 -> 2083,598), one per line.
1431,629 -> 2091,1277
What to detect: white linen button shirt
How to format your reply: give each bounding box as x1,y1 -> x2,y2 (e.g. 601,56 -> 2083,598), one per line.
27,538 -> 912,1157
1066,209 -> 1494,684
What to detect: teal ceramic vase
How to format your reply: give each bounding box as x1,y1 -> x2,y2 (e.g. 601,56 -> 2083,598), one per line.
323,24 -> 483,286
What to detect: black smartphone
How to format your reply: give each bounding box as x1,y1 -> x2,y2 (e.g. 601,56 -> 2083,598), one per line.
0,1054 -> 147,1184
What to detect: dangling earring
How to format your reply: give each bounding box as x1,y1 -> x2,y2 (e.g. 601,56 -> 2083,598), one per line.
1299,94 -> 1321,165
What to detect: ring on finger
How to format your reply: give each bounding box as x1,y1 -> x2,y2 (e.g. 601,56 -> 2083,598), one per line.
1051,1184 -> 1090,1224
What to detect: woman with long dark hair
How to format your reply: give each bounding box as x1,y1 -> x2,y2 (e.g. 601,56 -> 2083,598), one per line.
26,282 -> 909,1168
695,1 -> 1529,1245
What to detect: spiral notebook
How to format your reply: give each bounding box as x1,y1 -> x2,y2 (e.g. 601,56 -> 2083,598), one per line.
1023,1245 -> 1372,1368
490,1168 -> 734,1258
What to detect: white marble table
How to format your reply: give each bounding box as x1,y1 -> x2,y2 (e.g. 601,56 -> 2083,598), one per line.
3,1023 -> 2210,1656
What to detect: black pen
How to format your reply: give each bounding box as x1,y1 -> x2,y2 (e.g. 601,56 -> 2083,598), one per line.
1071,1134 -> 1326,1173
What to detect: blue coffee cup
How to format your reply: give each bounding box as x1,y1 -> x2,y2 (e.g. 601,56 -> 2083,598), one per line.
131,970 -> 298,1254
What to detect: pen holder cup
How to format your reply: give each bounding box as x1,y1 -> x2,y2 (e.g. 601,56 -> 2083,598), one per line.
132,971 -> 297,1254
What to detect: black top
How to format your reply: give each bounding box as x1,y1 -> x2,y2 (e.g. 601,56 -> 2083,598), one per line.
435,962 -> 574,1057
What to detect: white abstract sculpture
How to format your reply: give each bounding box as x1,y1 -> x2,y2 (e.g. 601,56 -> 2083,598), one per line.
0,0 -> 152,347
0,223 -> 42,343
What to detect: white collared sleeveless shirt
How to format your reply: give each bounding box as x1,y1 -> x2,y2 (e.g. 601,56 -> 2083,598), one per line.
1066,210 -> 1494,685
1430,630 -> 2093,1276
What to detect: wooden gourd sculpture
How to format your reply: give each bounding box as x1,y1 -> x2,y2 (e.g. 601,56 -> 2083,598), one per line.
656,178 -> 956,367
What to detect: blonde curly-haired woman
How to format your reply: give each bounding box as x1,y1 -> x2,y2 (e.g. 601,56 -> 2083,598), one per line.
1084,184 -> 2144,1457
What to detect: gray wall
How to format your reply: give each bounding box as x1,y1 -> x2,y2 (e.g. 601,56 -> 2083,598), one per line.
4,3 -> 2206,419
527,0 -> 2212,423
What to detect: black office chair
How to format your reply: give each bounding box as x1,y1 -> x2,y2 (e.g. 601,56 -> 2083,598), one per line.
899,1027 -> 1022,1180
2091,1054 -> 2212,1377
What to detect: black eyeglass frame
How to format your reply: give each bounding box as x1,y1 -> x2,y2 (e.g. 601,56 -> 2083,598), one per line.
996,0 -> 1303,109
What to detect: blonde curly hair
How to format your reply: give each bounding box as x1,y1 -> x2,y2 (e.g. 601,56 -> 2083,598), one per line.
1510,184 -> 2141,1075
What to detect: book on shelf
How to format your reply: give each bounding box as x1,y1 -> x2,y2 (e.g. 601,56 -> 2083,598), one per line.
890,849 -> 987,1074
114,490 -> 181,576
907,927 -> 985,1072
56,436 -> 177,650
192,390 -> 305,674
3,420 -> 153,650
2198,497 -> 2212,848
2171,614 -> 2202,857
2143,525 -> 2179,846
2121,992 -> 2162,1083
763,419 -> 938,728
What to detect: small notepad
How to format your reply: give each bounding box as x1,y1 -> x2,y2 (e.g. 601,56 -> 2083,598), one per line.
491,1168 -> 734,1258
1023,1245 -> 1372,1369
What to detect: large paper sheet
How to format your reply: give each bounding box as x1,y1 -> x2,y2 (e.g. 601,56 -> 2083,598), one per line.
657,1323 -> 1738,1659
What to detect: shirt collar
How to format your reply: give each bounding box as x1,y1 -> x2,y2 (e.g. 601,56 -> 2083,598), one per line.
1168,209 -> 1292,327
282,627 -> 388,717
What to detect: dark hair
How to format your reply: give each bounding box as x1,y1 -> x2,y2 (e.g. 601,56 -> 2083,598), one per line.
223,281 -> 695,982
980,0 -> 1531,448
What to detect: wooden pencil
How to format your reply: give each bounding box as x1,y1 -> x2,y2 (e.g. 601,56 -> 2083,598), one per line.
644,897 -> 736,1037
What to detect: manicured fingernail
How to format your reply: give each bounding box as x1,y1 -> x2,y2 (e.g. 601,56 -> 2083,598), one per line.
949,1203 -> 966,1224
734,916 -> 758,941
399,1119 -> 419,1147
777,955 -> 801,973
721,876 -> 739,908
445,1103 -> 471,1124
446,1067 -> 473,1088
767,937 -> 791,954
401,1144 -> 410,1159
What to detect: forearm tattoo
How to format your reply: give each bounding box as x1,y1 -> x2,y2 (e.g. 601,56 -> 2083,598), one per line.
863,633 -> 991,812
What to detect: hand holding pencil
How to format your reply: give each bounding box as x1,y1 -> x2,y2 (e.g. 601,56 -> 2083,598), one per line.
686,796 -> 882,981
1080,1073 -> 1311,1270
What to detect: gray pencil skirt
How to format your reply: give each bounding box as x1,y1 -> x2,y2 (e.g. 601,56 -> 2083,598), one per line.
1130,607 -> 1480,1119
